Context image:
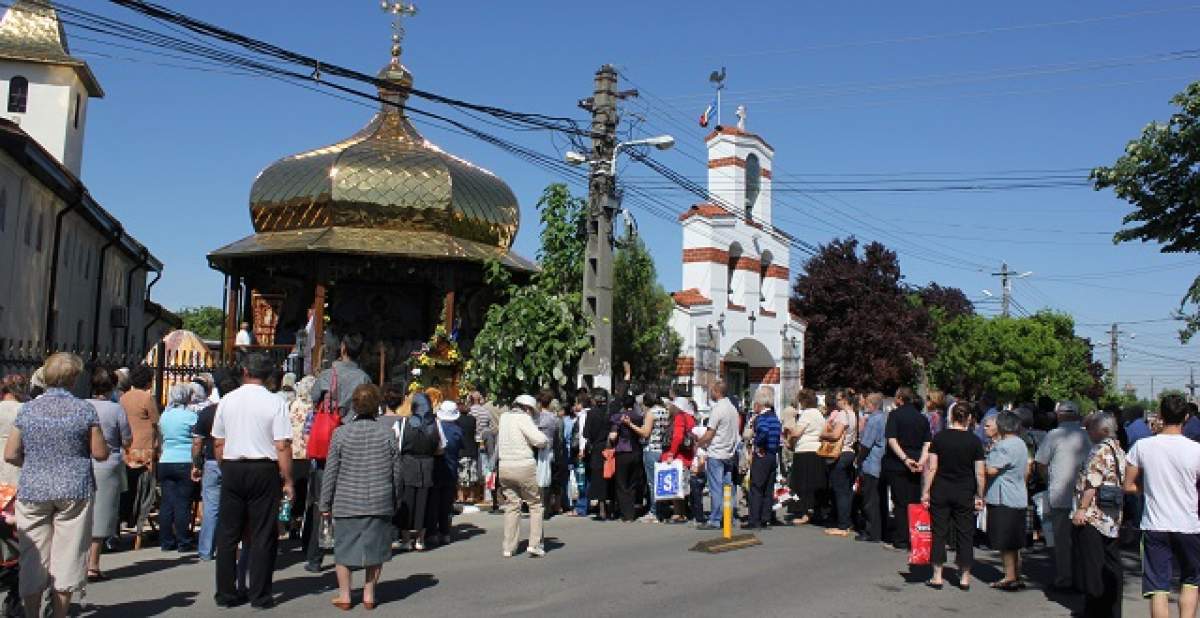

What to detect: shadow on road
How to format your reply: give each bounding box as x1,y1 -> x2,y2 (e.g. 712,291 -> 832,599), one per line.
102,555 -> 198,580
79,591 -> 198,616
376,572 -> 438,604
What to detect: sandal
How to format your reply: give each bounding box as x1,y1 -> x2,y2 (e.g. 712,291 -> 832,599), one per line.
791,515 -> 811,526
990,580 -> 1020,592
86,570 -> 108,582
330,597 -> 352,611
925,580 -> 944,590
823,528 -> 850,537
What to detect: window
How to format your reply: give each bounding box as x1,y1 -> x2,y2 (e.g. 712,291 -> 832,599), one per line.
727,243 -> 743,299
73,93 -> 81,128
744,153 -> 761,221
759,251 -> 774,310
7,76 -> 27,113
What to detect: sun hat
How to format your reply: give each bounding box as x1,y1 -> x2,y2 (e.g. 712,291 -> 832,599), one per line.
514,394 -> 537,410
436,400 -> 460,421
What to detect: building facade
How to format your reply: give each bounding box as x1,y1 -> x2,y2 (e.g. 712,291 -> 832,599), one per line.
0,1 -> 171,358
670,121 -> 805,411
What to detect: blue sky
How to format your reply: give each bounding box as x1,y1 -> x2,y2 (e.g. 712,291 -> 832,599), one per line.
67,1 -> 1200,397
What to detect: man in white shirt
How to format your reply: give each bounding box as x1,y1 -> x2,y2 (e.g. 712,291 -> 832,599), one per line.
1124,393 -> 1200,618
1034,400 -> 1092,590
697,379 -> 739,531
211,352 -> 293,609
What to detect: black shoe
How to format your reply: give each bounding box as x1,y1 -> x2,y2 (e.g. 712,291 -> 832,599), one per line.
177,544 -> 195,554
214,593 -> 248,608
696,523 -> 719,531
250,597 -> 276,610
160,545 -> 177,552
303,562 -> 322,573
740,523 -> 760,530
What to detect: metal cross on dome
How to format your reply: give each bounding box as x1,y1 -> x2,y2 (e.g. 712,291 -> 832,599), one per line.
380,1 -> 418,58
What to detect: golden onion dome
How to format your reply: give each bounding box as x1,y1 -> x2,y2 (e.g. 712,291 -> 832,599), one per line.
247,59 -> 519,249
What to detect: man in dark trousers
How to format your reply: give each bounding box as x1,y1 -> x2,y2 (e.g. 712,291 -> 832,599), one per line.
882,386 -> 931,551
212,352 -> 294,609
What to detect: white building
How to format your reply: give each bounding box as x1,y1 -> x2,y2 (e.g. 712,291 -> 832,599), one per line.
0,1 -> 174,358
670,119 -> 805,411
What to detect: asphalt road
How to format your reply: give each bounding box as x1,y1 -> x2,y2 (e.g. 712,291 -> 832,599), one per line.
69,511 -> 1147,617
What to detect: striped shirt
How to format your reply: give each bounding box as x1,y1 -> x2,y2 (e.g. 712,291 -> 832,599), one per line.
753,408 -> 783,455
645,405 -> 670,451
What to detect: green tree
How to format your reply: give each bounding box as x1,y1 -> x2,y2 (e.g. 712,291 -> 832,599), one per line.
1092,81 -> 1199,340
929,311 -> 1100,403
613,237 -> 681,385
466,185 -> 590,400
177,305 -> 223,341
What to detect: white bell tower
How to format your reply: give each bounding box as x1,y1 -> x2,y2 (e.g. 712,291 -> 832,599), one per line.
0,1 -> 103,176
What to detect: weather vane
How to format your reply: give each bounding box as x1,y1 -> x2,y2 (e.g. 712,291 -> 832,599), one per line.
380,1 -> 418,61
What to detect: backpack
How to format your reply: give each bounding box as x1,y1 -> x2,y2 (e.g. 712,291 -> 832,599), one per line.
305,368 -> 342,461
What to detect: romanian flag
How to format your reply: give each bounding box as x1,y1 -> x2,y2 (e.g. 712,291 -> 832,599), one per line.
699,97 -> 716,128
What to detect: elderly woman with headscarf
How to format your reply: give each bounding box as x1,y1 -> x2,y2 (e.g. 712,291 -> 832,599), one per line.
157,383 -> 200,552
983,410 -> 1031,591
395,392 -> 440,551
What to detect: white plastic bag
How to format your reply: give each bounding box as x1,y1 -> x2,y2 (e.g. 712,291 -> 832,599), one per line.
654,460 -> 687,501
536,447 -> 553,488
567,468 -> 579,503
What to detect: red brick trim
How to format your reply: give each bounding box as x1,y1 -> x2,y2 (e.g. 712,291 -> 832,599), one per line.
703,125 -> 775,152
748,366 -> 781,384
675,356 -> 695,376
733,256 -> 761,272
727,302 -> 746,312
682,247 -> 730,264
678,203 -> 734,221
766,264 -> 790,280
759,309 -> 777,318
672,288 -> 712,307
708,156 -> 772,179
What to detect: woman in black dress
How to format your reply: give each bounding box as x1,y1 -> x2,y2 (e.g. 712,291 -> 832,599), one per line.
583,389 -> 614,520
920,400 -> 985,590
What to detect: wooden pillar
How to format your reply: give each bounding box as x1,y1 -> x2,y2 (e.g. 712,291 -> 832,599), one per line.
311,281 -> 326,373
222,276 -> 240,363
443,268 -> 456,331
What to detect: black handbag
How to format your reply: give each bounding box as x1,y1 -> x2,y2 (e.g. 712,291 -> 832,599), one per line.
1095,442 -> 1124,511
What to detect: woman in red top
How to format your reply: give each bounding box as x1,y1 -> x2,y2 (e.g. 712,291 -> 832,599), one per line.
661,397 -> 696,523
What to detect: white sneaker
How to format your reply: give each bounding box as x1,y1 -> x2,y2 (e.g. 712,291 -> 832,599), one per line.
527,546 -> 546,558
502,550 -> 513,558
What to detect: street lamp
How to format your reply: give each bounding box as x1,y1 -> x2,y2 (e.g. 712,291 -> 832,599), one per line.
564,134 -> 675,175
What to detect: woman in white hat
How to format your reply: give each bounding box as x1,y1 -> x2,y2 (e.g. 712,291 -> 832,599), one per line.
497,395 -> 549,557
430,401 -> 464,546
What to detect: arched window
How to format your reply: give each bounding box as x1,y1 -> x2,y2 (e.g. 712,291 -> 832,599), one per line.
8,76 -> 28,113
727,243 -> 743,301
744,153 -> 761,221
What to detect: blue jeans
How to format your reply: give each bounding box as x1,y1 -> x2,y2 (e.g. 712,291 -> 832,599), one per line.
643,450 -> 661,513
198,460 -> 221,559
706,457 -> 736,526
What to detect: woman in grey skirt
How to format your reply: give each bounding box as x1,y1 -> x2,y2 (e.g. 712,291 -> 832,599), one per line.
320,384 -> 402,611
86,367 -> 131,582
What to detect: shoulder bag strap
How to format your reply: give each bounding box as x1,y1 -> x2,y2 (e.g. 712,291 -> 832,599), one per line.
1106,441 -> 1122,485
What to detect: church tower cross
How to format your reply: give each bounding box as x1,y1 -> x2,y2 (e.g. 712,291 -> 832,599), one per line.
380,1 -> 418,63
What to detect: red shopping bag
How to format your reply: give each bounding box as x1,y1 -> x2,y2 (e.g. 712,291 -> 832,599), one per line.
908,503 -> 932,566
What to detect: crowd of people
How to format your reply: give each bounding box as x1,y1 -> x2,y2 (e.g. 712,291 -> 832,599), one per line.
0,339 -> 1197,616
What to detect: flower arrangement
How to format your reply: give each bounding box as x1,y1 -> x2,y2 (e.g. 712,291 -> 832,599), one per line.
405,325 -> 463,393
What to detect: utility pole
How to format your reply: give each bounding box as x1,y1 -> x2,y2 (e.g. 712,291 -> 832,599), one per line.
1110,323 -> 1120,390
1187,366 -> 1197,400
993,262 -> 1011,317
578,65 -> 620,391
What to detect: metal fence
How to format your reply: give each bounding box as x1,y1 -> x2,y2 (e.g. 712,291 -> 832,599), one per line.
0,340 -> 298,406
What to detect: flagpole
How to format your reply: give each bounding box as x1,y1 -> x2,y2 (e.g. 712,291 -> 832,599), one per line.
716,87 -> 722,127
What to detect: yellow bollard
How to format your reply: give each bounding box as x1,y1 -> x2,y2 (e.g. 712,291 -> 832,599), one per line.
722,483 -> 732,539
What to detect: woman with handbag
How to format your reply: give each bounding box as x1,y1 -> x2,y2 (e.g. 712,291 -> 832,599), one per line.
1070,412 -> 1125,617
583,390 -> 615,521
821,390 -> 859,537
609,394 -> 649,522
786,389 -> 826,525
